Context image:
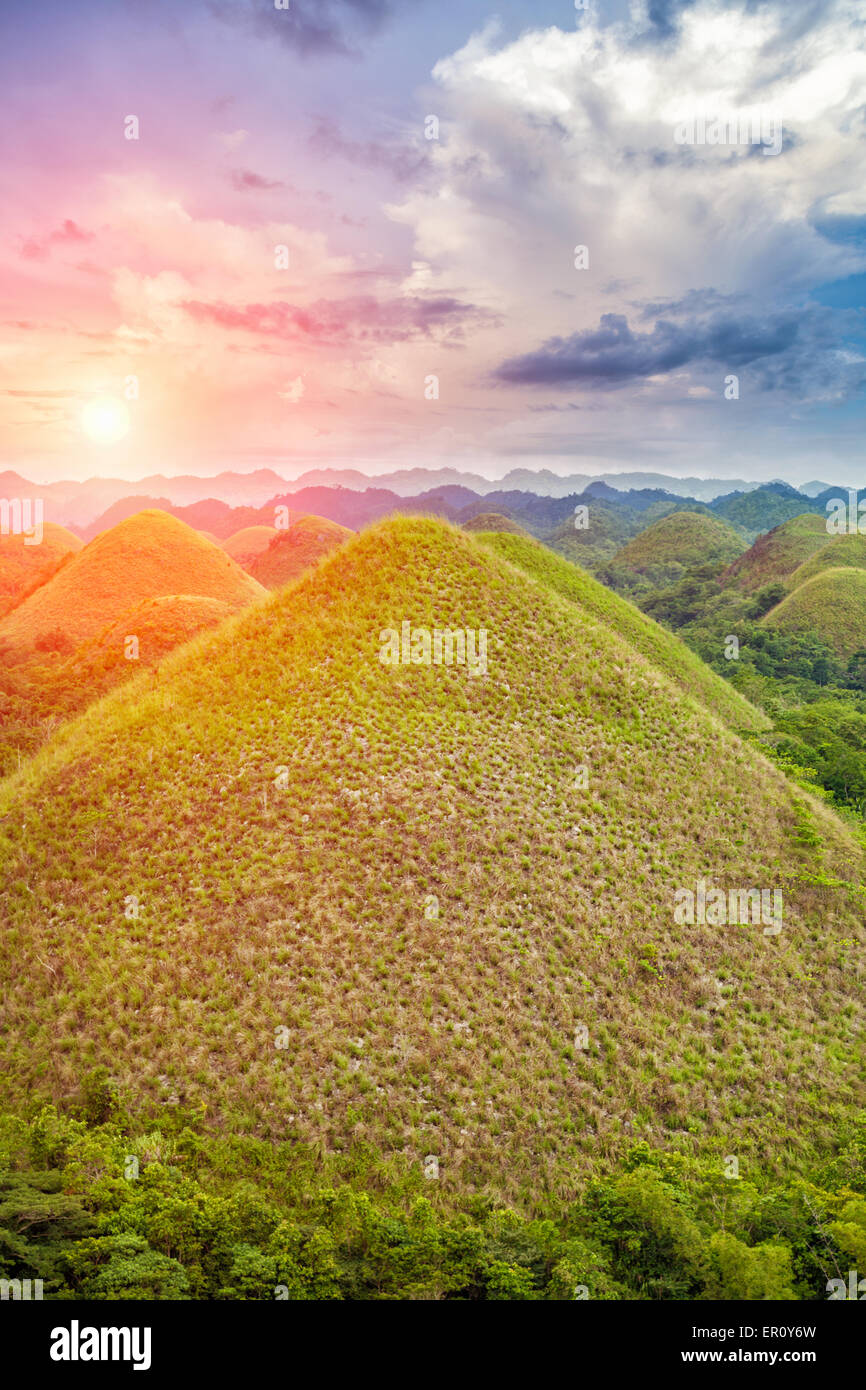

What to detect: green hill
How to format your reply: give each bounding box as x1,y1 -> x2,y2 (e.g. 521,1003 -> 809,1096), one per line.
787,533 -> 866,590
1,518 -> 862,1203
248,515 -> 353,589
612,512 -> 746,576
462,513 -> 525,534
544,499 -> 648,573
475,530 -> 767,733
763,567 -> 866,657
721,514 -> 832,593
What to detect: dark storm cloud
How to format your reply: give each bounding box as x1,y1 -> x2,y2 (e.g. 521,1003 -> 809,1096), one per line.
494,306 -> 866,399
209,0 -> 392,59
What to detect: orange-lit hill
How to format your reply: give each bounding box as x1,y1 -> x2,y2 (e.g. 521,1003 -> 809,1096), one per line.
0,510 -> 265,656
248,515 -> 353,589
0,523 -> 83,615
70,594 -> 237,674
221,525 -> 278,567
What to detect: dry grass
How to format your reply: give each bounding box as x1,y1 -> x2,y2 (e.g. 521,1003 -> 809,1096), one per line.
0,510 -> 265,655
614,511 -> 746,573
0,523 -> 82,615
722,513 -> 831,593
763,567 -> 866,657
0,518 -> 862,1207
221,526 -> 279,565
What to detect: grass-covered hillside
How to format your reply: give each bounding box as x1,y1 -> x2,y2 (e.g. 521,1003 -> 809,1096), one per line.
248,515 -> 353,589
763,568 -> 866,658
0,523 -> 82,616
475,531 -> 768,733
221,526 -> 279,566
0,510 -> 265,658
721,514 -> 832,593
787,533 -> 866,590
1,518 -> 862,1209
462,513 -> 526,534
612,512 -> 746,578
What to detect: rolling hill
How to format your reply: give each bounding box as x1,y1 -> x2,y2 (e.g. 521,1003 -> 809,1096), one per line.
721,514 -> 833,593
0,510 -> 265,657
787,533 -> 866,591
612,512 -> 747,576
221,525 -> 279,565
0,523 -> 83,614
0,517 -> 861,1203
462,513 -> 525,534
248,515 -> 353,589
762,567 -> 866,657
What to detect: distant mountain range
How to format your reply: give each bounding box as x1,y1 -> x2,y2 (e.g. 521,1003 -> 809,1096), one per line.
0,467 -> 811,530
0,466 -> 854,539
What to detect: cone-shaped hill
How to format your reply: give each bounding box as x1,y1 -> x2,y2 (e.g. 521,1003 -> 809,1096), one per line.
0,510 -> 265,656
613,511 -> 746,574
787,532 -> 866,591
462,513 -> 525,535
0,523 -> 83,614
762,567 -> 866,657
221,525 -> 279,566
0,518 -> 862,1200
248,514 -> 353,589
721,513 -> 831,593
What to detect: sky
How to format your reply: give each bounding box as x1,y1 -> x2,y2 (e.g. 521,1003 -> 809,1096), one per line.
1,0 -> 866,485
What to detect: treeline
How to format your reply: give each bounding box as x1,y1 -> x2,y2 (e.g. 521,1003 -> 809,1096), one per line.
1,1088 -> 863,1301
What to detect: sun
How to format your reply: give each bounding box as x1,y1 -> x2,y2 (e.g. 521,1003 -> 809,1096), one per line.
81,397 -> 131,444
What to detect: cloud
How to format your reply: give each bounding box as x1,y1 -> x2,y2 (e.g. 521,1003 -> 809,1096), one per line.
181,293 -> 498,345
217,129 -> 249,151
229,168 -> 286,191
19,220 -> 94,261
494,306 -> 866,401
210,0 -> 392,59
309,117 -> 430,184
279,376 -> 305,404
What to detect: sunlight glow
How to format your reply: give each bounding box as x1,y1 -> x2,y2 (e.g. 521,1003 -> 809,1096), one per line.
81,397 -> 130,445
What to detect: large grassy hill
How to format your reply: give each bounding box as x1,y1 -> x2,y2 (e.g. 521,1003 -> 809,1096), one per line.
787,533 -> 866,590
475,530 -> 768,733
721,514 -> 832,593
221,526 -> 279,566
762,567 -> 866,657
1,518 -> 862,1205
612,511 -> 746,575
0,510 -> 265,657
